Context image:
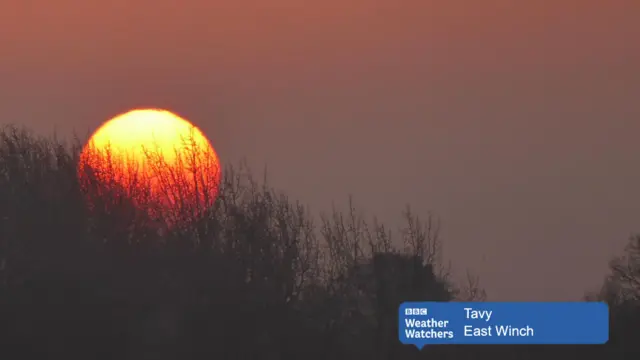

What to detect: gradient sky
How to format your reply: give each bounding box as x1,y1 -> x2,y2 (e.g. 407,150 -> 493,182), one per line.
1,0 -> 639,301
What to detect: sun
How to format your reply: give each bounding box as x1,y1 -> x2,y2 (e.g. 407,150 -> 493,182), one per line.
78,108 -> 221,226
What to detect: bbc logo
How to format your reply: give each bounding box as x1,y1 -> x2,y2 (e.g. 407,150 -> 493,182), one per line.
405,308 -> 428,316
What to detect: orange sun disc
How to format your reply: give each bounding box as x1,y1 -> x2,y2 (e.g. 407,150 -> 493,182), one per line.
77,108 -> 221,226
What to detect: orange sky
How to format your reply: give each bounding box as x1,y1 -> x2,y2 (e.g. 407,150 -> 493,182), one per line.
1,0 -> 639,300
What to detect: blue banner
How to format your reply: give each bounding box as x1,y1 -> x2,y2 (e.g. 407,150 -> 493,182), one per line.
398,302 -> 608,347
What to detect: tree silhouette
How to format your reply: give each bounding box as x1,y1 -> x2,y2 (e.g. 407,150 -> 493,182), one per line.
588,234 -> 640,358
2,124 -> 637,359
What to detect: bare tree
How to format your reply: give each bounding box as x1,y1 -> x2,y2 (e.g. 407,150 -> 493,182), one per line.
0,124 -> 496,360
590,235 -> 640,305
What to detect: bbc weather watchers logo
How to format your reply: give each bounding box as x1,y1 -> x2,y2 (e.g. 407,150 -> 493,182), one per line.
405,307 -> 428,316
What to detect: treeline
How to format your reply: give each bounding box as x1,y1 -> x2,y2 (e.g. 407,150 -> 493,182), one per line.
0,125 -> 638,359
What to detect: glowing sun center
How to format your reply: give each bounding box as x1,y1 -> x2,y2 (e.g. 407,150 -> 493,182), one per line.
78,108 -> 221,223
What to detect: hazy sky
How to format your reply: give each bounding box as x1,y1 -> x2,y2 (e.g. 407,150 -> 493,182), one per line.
1,0 -> 639,301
